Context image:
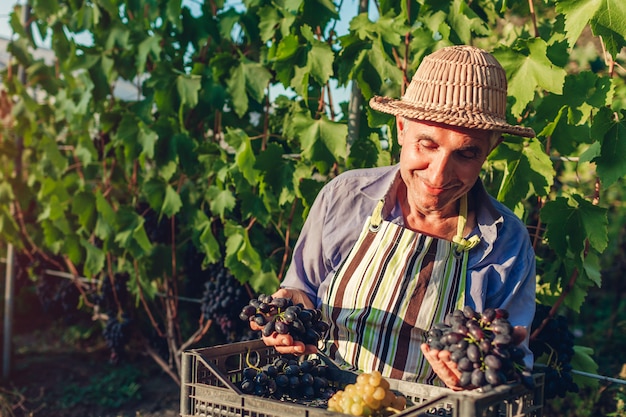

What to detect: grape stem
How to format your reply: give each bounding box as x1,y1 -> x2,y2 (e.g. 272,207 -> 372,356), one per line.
245,348 -> 262,371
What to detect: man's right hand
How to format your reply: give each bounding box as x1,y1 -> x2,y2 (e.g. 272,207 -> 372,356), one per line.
248,288 -> 318,355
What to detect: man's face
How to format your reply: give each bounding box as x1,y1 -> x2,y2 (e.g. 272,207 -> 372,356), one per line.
397,118 -> 496,216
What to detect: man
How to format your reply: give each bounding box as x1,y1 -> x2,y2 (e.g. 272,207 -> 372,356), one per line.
255,45 -> 536,389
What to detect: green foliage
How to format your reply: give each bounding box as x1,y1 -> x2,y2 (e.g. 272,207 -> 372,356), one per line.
59,364 -> 142,408
1,1 -> 625,413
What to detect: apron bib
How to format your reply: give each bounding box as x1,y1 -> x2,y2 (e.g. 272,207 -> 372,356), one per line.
321,193 -> 477,383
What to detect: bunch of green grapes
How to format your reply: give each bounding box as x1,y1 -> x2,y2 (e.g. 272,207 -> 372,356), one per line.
327,371 -> 407,417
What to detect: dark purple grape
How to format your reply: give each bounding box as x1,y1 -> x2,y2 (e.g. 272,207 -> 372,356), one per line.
275,320 -> 290,335
467,343 -> 481,362
484,354 -> 502,370
481,308 -> 496,324
471,368 -> 486,387
485,368 -> 506,386
459,371 -> 472,387
262,320 -> 276,337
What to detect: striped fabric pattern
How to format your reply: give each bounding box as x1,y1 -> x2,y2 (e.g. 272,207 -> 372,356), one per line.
322,214 -> 467,383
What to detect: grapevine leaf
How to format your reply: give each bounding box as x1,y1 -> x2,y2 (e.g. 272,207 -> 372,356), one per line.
206,186 -> 237,219
540,195 -> 607,259
349,12 -> 404,45
224,221 -> 263,280
239,189 -> 271,226
300,25 -> 335,85
493,40 -> 566,117
41,220 -> 63,254
71,191 -> 97,230
137,35 -> 162,75
582,251 -> 602,287
258,5 -> 296,42
225,128 -> 259,185
255,143 -> 295,197
176,74 -> 202,109
166,0 -> 182,27
573,194 -> 608,253
258,6 -> 282,43
571,346 -> 599,389
592,108 -> 626,187
248,270 -> 281,296
191,210 -> 221,265
540,197 -> 584,258
115,208 -> 152,256
82,238 -> 105,277
161,185 -> 183,218
244,61 -> 272,103
289,110 -> 348,167
365,41 -> 404,99
535,72 -> 611,154
138,124 -> 158,160
63,235 -> 83,266
143,178 -> 167,217
556,0 -> 626,57
491,138 -> 554,208
226,59 -> 272,117
200,227 -> 222,266
95,191 -> 116,240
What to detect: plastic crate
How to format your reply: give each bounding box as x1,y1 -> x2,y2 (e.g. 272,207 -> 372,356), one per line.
180,339 -> 544,417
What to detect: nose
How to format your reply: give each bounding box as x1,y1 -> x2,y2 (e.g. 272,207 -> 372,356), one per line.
426,152 -> 454,187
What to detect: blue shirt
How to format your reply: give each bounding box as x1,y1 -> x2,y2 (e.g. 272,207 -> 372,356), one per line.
282,164 -> 536,366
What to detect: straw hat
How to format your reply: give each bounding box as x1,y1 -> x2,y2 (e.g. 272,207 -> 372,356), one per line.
369,45 -> 535,138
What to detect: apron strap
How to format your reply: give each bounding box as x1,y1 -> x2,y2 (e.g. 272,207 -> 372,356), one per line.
452,193 -> 480,252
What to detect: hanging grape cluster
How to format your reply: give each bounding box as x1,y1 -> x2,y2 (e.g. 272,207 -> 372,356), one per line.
239,294 -> 330,345
103,312 -> 132,364
35,275 -> 81,324
426,306 -> 534,390
199,264 -> 259,343
93,274 -> 133,363
240,354 -> 338,402
327,371 -> 407,417
529,303 -> 579,399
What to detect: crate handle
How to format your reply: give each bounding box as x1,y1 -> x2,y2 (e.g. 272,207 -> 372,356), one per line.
194,351 -> 245,394
390,394 -> 451,417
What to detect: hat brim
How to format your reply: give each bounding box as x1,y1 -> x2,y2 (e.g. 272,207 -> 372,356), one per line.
370,96 -> 536,138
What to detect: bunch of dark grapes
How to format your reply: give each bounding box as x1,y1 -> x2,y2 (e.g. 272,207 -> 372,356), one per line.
35,276 -> 81,324
425,306 -> 534,390
36,276 -> 61,316
529,303 -> 578,399
239,294 -> 330,346
92,274 -> 130,312
199,265 -> 255,343
103,312 -> 132,364
240,354 -> 338,402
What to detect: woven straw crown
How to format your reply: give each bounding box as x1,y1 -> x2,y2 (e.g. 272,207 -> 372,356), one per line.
369,45 -> 535,138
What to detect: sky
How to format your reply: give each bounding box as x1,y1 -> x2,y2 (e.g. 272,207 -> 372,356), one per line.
0,1 -> 14,39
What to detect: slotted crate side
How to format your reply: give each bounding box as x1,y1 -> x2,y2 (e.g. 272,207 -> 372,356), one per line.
181,340 -> 544,417
395,372 -> 544,417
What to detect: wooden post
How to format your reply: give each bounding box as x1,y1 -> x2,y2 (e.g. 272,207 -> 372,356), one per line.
3,0 -> 31,380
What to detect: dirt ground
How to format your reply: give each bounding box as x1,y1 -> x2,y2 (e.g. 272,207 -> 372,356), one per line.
0,314 -> 181,417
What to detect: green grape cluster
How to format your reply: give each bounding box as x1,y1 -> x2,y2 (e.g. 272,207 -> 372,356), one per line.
239,294 -> 330,345
426,306 -> 535,390
327,371 -> 407,417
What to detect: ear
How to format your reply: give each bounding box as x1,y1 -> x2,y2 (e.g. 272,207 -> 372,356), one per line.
396,117 -> 405,146
489,135 -> 504,153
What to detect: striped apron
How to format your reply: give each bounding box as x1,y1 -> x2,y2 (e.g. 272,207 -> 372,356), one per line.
321,193 -> 477,384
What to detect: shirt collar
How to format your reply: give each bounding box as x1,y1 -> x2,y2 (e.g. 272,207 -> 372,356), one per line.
359,164 -> 503,246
